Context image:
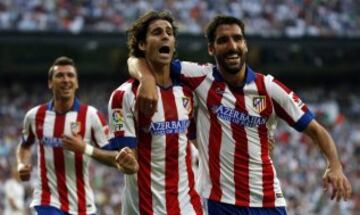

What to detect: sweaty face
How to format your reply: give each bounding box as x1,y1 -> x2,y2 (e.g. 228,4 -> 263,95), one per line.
140,19 -> 176,66
48,65 -> 78,100
209,24 -> 248,75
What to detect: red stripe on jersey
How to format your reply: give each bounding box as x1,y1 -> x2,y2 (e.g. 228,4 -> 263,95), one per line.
185,142 -> 203,215
90,128 -> 101,148
229,88 -> 250,206
137,112 -> 153,215
53,114 -> 69,212
207,82 -> 226,201
161,89 -> 181,214
255,74 -> 275,207
111,90 -> 125,109
75,104 -> 88,214
36,104 -> 51,205
96,111 -> 107,126
130,79 -> 139,96
273,100 -> 295,126
23,124 -> 35,146
273,79 -> 291,94
181,74 -> 207,91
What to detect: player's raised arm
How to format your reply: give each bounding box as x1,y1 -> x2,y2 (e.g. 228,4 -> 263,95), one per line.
303,120 -> 352,201
128,57 -> 158,117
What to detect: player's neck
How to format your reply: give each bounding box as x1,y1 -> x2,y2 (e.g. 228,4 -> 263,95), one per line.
53,97 -> 74,114
221,64 -> 246,88
148,62 -> 172,88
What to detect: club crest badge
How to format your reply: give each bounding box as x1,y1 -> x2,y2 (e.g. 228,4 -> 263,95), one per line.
182,96 -> 192,113
253,96 -> 266,113
70,122 -> 81,135
112,109 -> 123,131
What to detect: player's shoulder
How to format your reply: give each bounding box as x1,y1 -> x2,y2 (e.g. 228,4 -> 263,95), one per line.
175,60 -> 213,74
111,79 -> 138,96
85,104 -> 100,114
24,103 -> 47,119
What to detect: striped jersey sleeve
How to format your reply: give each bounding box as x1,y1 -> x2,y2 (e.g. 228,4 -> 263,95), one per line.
105,80 -> 137,150
171,60 -> 213,90
21,106 -> 38,147
264,75 -> 314,131
87,106 -> 109,148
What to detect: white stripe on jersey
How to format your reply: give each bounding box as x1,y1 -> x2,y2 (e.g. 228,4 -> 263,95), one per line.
110,81 -> 203,215
23,101 -> 108,214
175,61 -> 313,208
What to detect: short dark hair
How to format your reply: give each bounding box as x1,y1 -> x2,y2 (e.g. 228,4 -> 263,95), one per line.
205,15 -> 245,44
127,10 -> 177,58
48,56 -> 76,80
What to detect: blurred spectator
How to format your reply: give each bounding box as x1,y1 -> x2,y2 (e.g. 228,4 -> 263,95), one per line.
0,0 -> 359,36
4,167 -> 25,215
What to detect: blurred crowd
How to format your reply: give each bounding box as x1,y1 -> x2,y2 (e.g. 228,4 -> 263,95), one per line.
0,80 -> 359,215
0,0 -> 359,37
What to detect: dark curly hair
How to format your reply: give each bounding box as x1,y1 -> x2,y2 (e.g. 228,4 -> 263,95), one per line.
205,15 -> 245,45
127,10 -> 177,58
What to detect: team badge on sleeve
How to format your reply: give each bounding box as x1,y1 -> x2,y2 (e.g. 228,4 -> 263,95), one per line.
182,96 -> 192,113
290,92 -> 304,107
253,96 -> 266,113
112,109 -> 123,131
70,122 -> 81,135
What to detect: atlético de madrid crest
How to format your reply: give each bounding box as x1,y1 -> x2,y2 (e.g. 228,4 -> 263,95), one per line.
70,121 -> 81,135
253,96 -> 266,113
182,96 -> 192,113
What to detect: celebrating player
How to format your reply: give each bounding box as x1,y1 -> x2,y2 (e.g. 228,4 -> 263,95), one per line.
129,15 -> 352,214
16,56 -> 138,215
107,11 -> 203,214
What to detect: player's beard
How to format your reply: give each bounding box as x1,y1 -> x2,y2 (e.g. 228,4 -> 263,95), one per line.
216,50 -> 247,75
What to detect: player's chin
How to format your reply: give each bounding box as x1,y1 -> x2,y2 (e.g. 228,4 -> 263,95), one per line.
225,65 -> 242,74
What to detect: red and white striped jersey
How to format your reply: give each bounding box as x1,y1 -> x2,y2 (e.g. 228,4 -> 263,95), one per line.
171,60 -> 315,207
21,98 -> 109,214
108,79 -> 203,215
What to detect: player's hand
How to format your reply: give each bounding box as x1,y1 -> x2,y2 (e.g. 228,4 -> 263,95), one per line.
268,137 -> 275,153
323,165 -> 352,201
115,147 -> 139,174
62,134 -> 86,154
136,74 -> 158,117
17,163 -> 32,181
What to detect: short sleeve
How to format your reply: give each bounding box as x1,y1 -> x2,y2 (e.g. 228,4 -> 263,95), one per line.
88,108 -> 109,148
105,82 -> 137,150
21,108 -> 36,147
265,75 -> 314,131
171,60 -> 213,90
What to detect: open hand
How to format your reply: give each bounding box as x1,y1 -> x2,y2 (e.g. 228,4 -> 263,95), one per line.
323,166 -> 352,201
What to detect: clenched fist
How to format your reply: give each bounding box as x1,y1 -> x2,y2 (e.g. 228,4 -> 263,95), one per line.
17,163 -> 32,181
115,147 -> 139,174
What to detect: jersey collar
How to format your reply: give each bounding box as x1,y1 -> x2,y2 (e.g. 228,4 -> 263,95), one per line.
213,65 -> 256,85
47,97 -> 81,112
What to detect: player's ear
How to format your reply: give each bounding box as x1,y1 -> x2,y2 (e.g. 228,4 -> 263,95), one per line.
243,40 -> 248,53
138,41 -> 146,52
208,43 -> 214,56
48,79 -> 52,90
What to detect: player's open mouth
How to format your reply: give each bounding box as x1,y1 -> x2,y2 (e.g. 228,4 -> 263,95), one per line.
225,53 -> 240,60
159,46 -> 170,54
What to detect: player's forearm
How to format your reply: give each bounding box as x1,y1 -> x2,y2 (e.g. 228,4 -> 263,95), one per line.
16,144 -> 32,165
128,57 -> 154,81
305,120 -> 342,168
90,148 -> 118,168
